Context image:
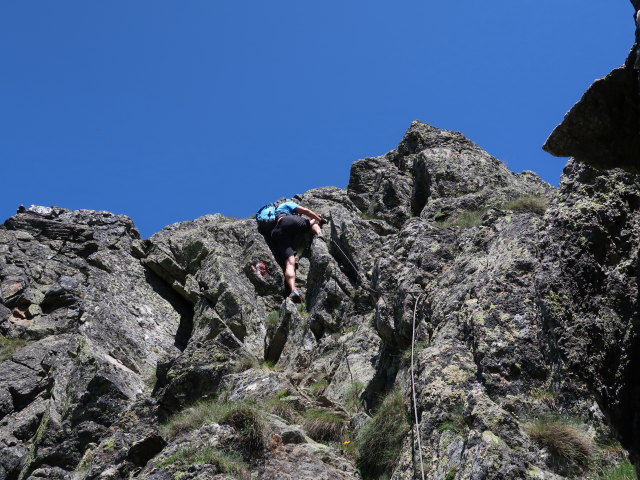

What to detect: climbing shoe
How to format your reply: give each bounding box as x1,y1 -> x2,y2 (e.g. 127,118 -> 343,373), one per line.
289,289 -> 303,304
314,233 -> 327,243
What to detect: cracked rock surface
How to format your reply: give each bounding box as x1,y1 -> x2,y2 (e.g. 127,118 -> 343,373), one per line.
2,117 -> 636,480
4,8 -> 640,474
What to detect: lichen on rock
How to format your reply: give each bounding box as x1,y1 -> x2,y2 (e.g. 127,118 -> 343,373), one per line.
3,7 -> 640,475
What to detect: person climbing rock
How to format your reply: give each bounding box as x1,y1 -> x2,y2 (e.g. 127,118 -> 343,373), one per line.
269,201 -> 327,303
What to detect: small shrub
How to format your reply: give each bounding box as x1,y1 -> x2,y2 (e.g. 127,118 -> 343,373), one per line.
504,195 -> 549,215
302,409 -> 345,442
596,460 -> 638,480
0,337 -> 30,361
356,389 -> 410,479
525,415 -> 596,469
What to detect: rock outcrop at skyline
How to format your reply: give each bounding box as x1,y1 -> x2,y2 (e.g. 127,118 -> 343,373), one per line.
543,2 -> 640,170
3,3 -> 640,480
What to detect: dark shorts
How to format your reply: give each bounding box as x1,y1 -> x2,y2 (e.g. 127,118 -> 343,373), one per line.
270,215 -> 310,259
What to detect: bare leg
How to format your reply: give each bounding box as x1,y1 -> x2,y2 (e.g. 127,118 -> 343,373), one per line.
284,255 -> 297,292
309,219 -> 322,236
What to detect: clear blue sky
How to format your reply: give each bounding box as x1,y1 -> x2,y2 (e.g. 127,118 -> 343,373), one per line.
0,1 -> 632,237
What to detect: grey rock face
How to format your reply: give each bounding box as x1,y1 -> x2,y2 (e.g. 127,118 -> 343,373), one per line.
0,206 -> 182,479
541,2 -> 640,473
538,160 -> 640,470
0,117 -> 634,480
349,121 -> 551,227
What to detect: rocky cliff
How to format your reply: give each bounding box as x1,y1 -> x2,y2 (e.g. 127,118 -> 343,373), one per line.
3,5 -> 640,480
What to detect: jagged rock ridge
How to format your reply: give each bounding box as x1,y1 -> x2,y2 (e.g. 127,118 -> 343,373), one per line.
0,119 -> 632,480
3,4 -> 640,478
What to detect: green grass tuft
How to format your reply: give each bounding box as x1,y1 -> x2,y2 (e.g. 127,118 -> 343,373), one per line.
596,460 -> 638,480
233,355 -> 259,373
436,209 -> 485,229
400,340 -> 429,365
265,310 -> 279,327
529,387 -> 556,404
157,445 -> 249,477
437,404 -> 467,435
344,381 -> 365,414
261,360 -> 277,370
296,303 -> 309,318
445,467 -> 458,480
433,210 -> 448,222
308,379 -> 329,396
223,406 -> 268,451
525,415 -> 595,469
359,210 -> 377,220
0,337 -> 30,361
161,400 -> 225,439
263,395 -> 299,423
302,409 -> 345,442
161,400 -> 267,452
504,195 -> 549,215
356,389 -> 410,479
437,422 -> 457,433
275,389 -> 291,398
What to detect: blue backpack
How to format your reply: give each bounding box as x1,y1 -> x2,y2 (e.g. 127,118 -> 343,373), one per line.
256,203 -> 277,235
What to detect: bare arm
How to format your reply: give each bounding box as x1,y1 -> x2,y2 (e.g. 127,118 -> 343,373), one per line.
294,206 -> 322,222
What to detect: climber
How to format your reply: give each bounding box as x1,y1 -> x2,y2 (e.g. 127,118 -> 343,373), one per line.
268,201 -> 327,303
